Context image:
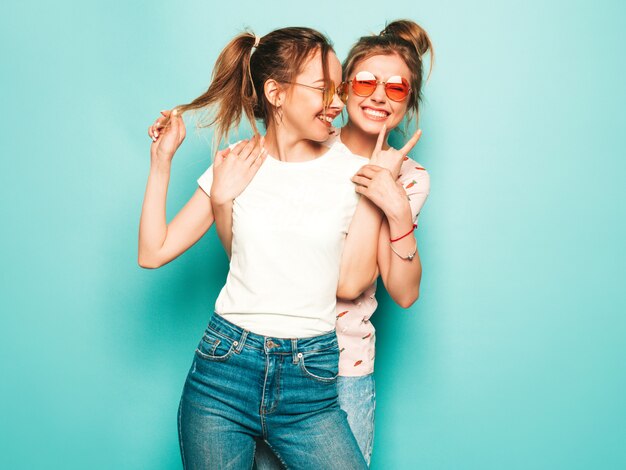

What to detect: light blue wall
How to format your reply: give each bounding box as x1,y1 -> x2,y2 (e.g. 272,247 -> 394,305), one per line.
2,1 -> 625,468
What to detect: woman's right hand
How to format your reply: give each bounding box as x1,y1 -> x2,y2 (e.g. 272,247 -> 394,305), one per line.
210,135 -> 267,206
148,109 -> 186,162
369,124 -> 422,179
352,124 -> 422,218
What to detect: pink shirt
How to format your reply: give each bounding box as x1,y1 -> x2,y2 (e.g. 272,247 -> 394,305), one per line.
336,153 -> 430,377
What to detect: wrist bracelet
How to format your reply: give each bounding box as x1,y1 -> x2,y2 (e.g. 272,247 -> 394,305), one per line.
390,240 -> 417,261
390,224 -> 417,243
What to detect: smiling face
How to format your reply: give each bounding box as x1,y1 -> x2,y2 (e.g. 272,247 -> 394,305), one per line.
344,53 -> 412,136
279,49 -> 344,142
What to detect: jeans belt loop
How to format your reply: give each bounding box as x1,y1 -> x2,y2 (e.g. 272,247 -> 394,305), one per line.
236,330 -> 248,353
291,339 -> 299,364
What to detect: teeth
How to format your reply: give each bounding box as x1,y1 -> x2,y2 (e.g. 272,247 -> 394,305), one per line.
363,108 -> 389,118
317,115 -> 334,123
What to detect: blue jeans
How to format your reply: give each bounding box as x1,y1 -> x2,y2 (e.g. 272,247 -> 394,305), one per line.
178,314 -> 368,470
254,374 -> 376,468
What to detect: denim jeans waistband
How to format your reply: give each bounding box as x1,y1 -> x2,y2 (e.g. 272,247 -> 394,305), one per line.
208,313 -> 338,354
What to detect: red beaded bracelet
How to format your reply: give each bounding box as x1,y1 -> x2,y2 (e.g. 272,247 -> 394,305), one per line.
390,224 -> 417,243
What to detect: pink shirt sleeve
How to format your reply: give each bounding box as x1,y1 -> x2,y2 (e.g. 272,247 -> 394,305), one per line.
399,157 -> 431,223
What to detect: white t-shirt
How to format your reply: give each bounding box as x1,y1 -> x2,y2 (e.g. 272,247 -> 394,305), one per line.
198,140 -> 368,338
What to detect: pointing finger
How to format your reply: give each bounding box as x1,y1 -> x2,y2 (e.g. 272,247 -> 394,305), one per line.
399,129 -> 422,156
373,124 -> 387,157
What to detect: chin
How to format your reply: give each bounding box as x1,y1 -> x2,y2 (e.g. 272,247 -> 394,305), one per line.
313,131 -> 331,142
356,119 -> 386,136
309,121 -> 333,142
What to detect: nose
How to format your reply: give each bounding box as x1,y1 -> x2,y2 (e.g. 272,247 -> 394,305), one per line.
369,82 -> 387,103
328,89 -> 345,112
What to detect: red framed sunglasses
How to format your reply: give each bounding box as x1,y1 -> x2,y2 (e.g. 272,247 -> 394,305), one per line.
338,71 -> 411,103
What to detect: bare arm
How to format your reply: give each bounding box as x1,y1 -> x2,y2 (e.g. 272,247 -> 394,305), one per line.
138,110 -> 214,268
139,183 -> 215,268
376,205 -> 421,308
377,169 -> 430,307
337,127 -> 422,299
211,199 -> 234,259
336,196 -> 384,299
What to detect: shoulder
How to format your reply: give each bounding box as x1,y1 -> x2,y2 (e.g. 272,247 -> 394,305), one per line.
325,139 -> 369,169
399,157 -> 430,195
321,127 -> 367,166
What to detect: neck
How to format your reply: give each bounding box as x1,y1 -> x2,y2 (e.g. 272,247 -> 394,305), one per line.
263,125 -> 325,162
340,120 -> 389,159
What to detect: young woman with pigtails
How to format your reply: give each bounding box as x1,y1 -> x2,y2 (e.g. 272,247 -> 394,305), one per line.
139,25 -> 421,469
253,20 -> 434,468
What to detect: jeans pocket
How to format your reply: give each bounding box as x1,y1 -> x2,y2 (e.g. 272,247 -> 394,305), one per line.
299,348 -> 339,383
194,327 -> 236,362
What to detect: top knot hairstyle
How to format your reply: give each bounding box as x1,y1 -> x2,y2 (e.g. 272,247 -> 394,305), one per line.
174,27 -> 334,145
343,19 -> 434,122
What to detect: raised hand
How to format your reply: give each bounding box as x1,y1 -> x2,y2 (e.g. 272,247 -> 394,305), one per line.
351,125 -> 422,218
369,124 -> 422,179
210,135 -> 267,206
351,164 -> 408,218
148,109 -> 186,162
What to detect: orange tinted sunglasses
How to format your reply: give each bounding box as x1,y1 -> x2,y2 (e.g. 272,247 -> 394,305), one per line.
338,71 -> 411,103
287,80 -> 338,108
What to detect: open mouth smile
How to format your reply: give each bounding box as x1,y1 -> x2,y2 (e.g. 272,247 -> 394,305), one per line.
316,111 -> 339,126
362,107 -> 390,121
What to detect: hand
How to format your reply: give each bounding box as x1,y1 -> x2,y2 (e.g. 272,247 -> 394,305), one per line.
369,124 -> 422,179
148,109 -> 186,163
351,164 -> 410,218
210,135 -> 267,206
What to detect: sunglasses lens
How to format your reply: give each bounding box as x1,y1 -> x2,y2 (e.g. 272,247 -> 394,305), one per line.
352,78 -> 377,97
328,82 -> 336,106
385,78 -> 410,101
321,81 -> 336,107
337,82 -> 348,104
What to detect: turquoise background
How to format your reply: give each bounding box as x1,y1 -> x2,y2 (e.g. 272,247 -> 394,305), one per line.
2,0 -> 625,468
